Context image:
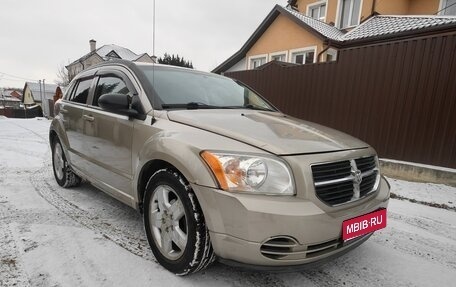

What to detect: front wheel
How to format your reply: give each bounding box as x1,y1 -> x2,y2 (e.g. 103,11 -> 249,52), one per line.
143,169 -> 215,275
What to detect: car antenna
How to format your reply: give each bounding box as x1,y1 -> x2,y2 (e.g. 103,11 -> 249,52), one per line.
151,0 -> 157,124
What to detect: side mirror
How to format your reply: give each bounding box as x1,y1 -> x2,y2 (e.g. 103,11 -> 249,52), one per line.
98,93 -> 139,117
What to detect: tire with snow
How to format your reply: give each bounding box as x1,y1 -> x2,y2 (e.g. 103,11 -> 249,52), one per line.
51,137 -> 81,188
143,169 -> 215,275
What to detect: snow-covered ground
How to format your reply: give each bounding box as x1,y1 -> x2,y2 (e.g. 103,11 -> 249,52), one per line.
1,118 -> 456,287
388,178 -> 456,210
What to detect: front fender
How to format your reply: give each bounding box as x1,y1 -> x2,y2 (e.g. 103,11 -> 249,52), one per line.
134,131 -> 218,196
131,118 -> 270,206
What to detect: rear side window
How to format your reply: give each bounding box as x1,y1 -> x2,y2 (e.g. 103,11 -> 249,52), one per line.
70,78 -> 92,104
93,76 -> 130,106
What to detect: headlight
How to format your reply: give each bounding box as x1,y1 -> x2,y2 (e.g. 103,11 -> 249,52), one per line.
201,151 -> 295,195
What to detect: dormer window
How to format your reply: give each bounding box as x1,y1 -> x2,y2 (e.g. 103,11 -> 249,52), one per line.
307,1 -> 327,21
338,0 -> 362,29
106,50 -> 121,59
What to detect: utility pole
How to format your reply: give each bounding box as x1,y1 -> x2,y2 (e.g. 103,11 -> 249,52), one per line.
0,75 -> 4,109
39,80 -> 44,117
0,88 -> 4,109
43,79 -> 47,118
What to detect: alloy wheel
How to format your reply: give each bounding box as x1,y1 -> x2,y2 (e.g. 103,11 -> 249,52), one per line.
149,185 -> 188,260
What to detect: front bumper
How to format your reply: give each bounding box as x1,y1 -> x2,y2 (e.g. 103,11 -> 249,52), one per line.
192,176 -> 389,267
217,233 -> 373,272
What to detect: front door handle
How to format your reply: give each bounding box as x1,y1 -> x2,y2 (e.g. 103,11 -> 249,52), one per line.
60,108 -> 68,114
83,115 -> 95,122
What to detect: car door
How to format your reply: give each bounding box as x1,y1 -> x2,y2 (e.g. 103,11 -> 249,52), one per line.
82,69 -> 136,202
60,76 -> 95,173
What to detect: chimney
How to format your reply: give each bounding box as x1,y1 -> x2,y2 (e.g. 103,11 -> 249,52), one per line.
89,39 -> 96,52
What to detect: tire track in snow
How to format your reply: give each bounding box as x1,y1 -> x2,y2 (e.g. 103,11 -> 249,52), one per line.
0,214 -> 31,287
30,167 -> 155,262
17,118 -> 156,262
369,210 -> 456,270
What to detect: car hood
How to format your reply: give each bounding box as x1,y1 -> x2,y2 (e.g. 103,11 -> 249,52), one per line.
167,110 -> 369,155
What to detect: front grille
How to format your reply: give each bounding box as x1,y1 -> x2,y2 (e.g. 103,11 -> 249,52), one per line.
355,156 -> 376,172
312,160 -> 351,182
314,180 -> 354,205
311,156 -> 379,206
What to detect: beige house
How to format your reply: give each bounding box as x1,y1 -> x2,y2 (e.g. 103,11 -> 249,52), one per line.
23,82 -> 57,106
66,40 -> 155,80
213,0 -> 456,73
22,82 -> 58,117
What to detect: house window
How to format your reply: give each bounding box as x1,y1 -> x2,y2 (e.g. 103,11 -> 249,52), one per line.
249,55 -> 267,69
440,0 -> 456,15
338,0 -> 362,28
308,1 -> 327,21
269,51 -> 288,62
291,48 -> 316,65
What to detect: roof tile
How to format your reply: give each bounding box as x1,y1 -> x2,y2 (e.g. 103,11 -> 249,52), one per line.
342,15 -> 456,41
284,7 -> 345,40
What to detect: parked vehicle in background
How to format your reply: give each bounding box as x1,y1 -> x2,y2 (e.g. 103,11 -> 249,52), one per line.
49,60 -> 390,275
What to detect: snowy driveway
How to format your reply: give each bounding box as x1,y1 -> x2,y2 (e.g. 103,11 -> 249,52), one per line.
1,118 -> 456,287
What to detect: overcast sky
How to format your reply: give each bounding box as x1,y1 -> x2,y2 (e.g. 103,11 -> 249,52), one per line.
0,0 -> 285,89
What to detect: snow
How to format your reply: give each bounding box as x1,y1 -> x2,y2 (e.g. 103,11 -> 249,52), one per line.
382,158 -> 456,173
387,177 -> 456,210
1,118 -> 456,286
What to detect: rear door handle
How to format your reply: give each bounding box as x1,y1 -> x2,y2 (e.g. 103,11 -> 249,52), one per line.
83,115 -> 95,122
60,108 -> 68,114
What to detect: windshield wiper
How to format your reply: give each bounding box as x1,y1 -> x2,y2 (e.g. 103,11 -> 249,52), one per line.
161,102 -> 276,111
243,104 -> 276,112
162,102 -> 224,110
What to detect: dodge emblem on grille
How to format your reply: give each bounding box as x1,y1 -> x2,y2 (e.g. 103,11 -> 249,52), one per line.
352,169 -> 363,185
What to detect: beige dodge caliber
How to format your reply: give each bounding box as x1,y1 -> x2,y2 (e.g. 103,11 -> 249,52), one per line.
50,60 -> 390,275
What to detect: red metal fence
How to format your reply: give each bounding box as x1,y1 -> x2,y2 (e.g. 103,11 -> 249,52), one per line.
226,33 -> 456,169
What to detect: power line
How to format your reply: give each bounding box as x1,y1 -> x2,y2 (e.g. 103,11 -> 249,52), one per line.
435,1 -> 456,15
0,71 -> 38,82
0,77 -> 30,83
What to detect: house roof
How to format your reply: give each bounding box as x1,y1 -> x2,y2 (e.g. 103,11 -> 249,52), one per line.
341,15 -> 456,41
0,96 -> 21,102
24,82 -> 58,102
67,44 -> 152,67
212,5 -> 456,74
285,7 -> 345,40
212,5 -> 325,74
1,89 -> 22,97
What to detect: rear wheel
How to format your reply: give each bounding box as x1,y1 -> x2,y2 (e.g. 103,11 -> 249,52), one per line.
143,169 -> 215,275
52,138 -> 81,188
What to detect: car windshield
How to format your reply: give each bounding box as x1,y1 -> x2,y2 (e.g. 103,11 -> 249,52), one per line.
140,66 -> 276,111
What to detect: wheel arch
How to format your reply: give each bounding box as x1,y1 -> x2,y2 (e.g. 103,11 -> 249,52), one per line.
136,154 -> 215,213
49,118 -> 70,150
49,129 -> 58,145
137,159 -> 176,212
134,136 -> 218,212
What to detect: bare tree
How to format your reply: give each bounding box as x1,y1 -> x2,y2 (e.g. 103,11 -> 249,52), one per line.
55,62 -> 73,87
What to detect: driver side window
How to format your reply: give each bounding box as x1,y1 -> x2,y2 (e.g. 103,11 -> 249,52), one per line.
93,76 -> 130,107
69,78 -> 92,104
